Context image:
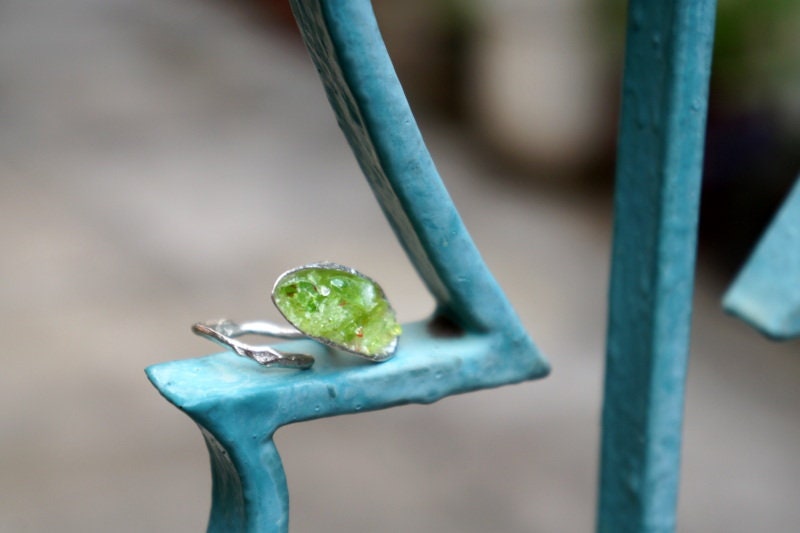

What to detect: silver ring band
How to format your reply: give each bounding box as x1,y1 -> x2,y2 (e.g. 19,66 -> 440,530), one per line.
192,319 -> 314,369
192,262 -> 401,370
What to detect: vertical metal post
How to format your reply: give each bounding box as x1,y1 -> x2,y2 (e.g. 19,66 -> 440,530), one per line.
598,1 -> 717,532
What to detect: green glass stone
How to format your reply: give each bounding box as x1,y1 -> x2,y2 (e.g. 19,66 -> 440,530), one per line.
272,263 -> 402,360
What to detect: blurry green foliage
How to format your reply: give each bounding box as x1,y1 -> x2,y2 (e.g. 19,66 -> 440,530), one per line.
714,0 -> 800,106
600,0 -> 800,110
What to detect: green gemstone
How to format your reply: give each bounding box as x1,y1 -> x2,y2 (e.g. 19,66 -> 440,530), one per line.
272,264 -> 402,360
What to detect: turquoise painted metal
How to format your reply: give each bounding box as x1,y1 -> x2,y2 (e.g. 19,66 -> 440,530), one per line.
597,1 -> 717,533
146,1 -> 549,531
723,176 -> 800,339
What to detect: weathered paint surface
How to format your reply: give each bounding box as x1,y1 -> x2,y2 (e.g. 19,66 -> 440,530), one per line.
598,1 -> 717,532
147,1 -> 548,532
724,177 -> 800,340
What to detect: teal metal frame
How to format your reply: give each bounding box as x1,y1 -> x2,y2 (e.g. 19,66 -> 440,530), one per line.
146,0 -> 731,531
598,1 -> 717,532
724,176 -> 800,340
147,1 -> 548,531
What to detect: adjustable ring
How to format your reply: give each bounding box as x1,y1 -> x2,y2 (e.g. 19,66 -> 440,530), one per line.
191,319 -> 313,369
192,262 -> 402,369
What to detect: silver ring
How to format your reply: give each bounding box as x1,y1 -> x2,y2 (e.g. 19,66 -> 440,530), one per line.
191,319 -> 313,369
192,262 -> 402,369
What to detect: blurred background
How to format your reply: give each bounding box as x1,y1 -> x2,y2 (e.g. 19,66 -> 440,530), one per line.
1,0 -> 798,531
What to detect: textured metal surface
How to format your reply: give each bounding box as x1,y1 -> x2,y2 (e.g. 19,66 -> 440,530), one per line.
147,323 -> 530,531
146,1 -> 548,531
598,1 -> 717,532
290,0 -> 519,334
723,177 -> 800,339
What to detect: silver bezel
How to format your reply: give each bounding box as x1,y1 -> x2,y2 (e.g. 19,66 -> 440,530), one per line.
271,261 -> 399,362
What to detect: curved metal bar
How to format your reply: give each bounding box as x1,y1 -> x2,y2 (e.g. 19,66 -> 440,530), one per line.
148,322 -> 507,533
149,2 -> 550,532
201,427 -> 289,533
289,0 -> 543,346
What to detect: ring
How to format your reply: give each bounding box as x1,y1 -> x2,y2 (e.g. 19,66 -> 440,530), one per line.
192,262 -> 402,369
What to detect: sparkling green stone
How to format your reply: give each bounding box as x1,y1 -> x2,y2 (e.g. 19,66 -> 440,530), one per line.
272,264 -> 402,359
